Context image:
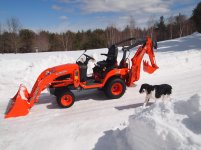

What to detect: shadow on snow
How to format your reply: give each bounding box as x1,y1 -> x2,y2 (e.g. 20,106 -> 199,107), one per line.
36,89 -> 110,109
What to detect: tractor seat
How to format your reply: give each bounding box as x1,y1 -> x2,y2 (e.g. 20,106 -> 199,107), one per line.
98,44 -> 118,68
93,45 -> 118,79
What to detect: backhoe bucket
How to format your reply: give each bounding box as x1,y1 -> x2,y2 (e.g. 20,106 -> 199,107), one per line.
5,84 -> 30,118
143,60 -> 158,74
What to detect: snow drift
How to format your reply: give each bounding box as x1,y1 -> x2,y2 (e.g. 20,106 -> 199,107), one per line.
93,94 -> 201,150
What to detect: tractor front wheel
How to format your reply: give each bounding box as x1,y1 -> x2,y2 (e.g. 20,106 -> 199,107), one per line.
57,90 -> 75,108
104,78 -> 126,99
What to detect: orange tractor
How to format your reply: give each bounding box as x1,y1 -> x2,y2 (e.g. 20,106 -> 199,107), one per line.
5,37 -> 158,118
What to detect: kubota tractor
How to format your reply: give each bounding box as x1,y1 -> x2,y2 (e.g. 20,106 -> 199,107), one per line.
5,37 -> 158,118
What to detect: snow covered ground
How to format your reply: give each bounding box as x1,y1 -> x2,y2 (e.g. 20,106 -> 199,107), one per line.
0,33 -> 201,150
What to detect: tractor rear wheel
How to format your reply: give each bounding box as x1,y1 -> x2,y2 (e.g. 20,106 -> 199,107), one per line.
57,90 -> 75,108
104,77 -> 126,99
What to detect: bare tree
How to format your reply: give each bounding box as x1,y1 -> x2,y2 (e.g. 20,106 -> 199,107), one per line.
147,16 -> 156,39
187,20 -> 196,35
7,17 -> 21,33
0,22 -> 2,34
105,23 -> 119,46
175,13 -> 187,37
167,15 -> 175,39
128,15 -> 136,44
6,17 -> 22,53
122,25 -> 130,44
59,32 -> 70,51
34,31 -> 49,52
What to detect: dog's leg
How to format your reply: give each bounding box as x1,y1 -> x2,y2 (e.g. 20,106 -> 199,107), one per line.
143,95 -> 150,108
167,95 -> 172,101
162,95 -> 165,101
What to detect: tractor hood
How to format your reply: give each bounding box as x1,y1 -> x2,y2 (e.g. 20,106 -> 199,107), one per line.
50,64 -> 79,75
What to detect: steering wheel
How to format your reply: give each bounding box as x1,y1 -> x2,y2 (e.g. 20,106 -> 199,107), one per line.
84,54 -> 95,61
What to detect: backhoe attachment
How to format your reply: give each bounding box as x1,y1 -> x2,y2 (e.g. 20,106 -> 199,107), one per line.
143,60 -> 158,74
127,37 -> 158,86
142,38 -> 158,73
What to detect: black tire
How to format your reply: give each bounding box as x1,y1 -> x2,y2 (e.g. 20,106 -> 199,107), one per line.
51,87 -> 67,97
49,87 -> 56,95
54,88 -> 64,97
98,87 -> 105,91
57,90 -> 75,108
104,77 -> 126,99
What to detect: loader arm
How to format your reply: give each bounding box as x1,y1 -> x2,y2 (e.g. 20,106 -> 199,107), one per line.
5,64 -> 79,118
4,69 -> 58,118
127,37 -> 158,86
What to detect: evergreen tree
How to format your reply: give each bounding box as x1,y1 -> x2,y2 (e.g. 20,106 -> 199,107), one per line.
155,16 -> 167,41
49,33 -> 63,51
19,29 -> 35,53
192,2 -> 201,33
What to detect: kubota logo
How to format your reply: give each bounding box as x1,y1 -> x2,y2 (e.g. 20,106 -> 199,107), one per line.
56,70 -> 67,76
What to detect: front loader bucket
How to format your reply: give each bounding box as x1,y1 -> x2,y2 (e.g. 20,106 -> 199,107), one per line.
5,84 -> 30,118
143,60 -> 159,74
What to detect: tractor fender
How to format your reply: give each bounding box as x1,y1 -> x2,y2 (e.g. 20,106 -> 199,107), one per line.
104,76 -> 120,86
102,68 -> 128,87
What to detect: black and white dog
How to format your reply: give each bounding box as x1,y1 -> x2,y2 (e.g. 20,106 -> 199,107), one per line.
139,83 -> 172,107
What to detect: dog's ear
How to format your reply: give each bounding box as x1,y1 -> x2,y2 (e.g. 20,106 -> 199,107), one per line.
139,84 -> 145,93
139,85 -> 143,93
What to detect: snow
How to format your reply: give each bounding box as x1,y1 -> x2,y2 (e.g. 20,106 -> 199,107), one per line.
0,33 -> 201,150
19,85 -> 28,101
95,95 -> 201,150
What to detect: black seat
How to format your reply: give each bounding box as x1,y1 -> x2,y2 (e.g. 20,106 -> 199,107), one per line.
105,45 -> 118,67
93,45 -> 118,79
98,45 -> 118,68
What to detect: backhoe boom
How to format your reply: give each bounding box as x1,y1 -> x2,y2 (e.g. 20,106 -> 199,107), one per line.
127,37 -> 158,86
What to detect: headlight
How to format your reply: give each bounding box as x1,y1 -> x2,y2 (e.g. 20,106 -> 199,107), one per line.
45,69 -> 55,76
45,71 -> 51,76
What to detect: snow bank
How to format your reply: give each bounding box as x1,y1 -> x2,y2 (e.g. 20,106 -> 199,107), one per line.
93,94 -> 201,150
158,32 -> 201,52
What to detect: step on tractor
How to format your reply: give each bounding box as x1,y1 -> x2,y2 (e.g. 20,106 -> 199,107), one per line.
5,37 -> 159,118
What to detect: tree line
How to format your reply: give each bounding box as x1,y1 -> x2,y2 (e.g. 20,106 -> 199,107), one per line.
0,2 -> 200,53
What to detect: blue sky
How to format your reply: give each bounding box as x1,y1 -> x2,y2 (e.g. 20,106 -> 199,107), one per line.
0,0 -> 199,32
